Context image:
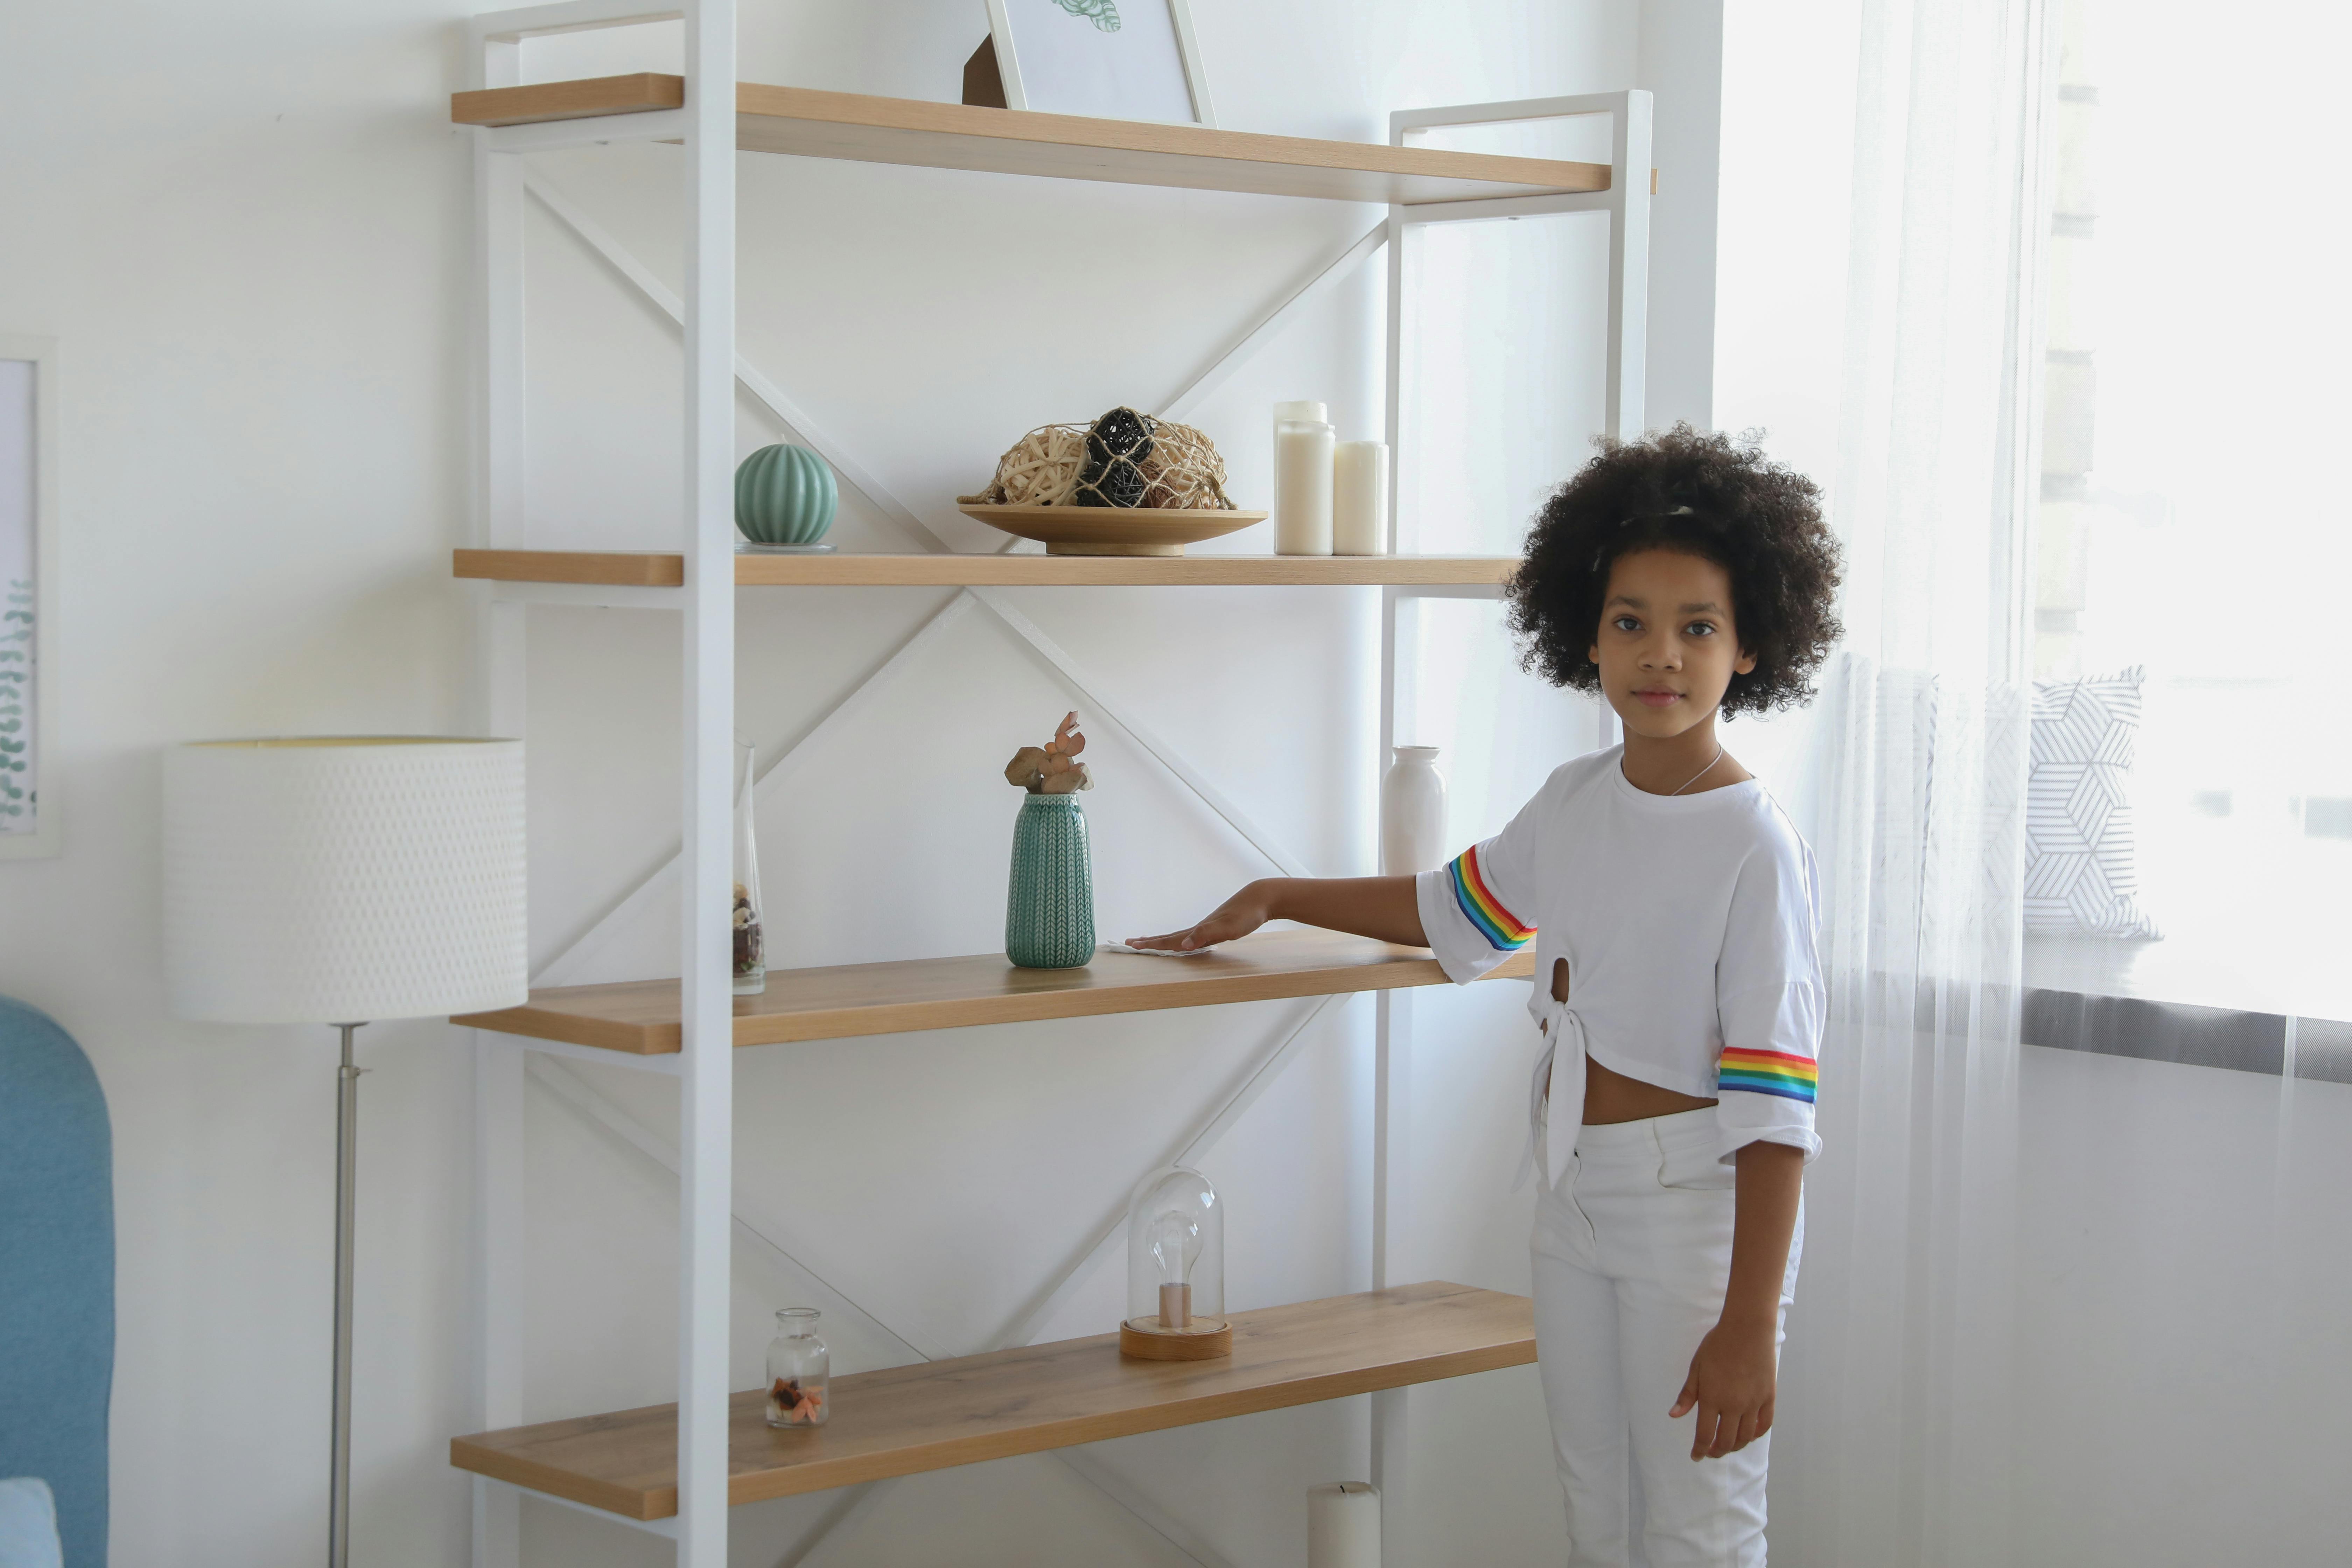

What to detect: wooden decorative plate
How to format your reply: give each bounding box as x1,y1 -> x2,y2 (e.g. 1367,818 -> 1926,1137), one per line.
958,503 -> 1267,557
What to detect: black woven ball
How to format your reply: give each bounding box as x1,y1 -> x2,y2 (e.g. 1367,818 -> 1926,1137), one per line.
1075,406 -> 1155,508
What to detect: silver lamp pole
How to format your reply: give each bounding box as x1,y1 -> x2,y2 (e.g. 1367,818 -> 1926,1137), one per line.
329,1022 -> 365,1568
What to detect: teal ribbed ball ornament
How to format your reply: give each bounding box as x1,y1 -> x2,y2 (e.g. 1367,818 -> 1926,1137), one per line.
735,443 -> 838,546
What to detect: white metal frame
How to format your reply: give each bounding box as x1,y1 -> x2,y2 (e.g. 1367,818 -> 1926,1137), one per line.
0,333 -> 60,860
1367,92 -> 1648,1556
459,7 -> 1650,1559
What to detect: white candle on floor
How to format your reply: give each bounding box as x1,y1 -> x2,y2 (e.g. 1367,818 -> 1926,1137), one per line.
1274,406 -> 1335,555
1307,1481 -> 1381,1568
1333,440 -> 1389,555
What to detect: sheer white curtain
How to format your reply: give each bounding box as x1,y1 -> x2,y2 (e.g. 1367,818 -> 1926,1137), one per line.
1768,0 -> 2045,1562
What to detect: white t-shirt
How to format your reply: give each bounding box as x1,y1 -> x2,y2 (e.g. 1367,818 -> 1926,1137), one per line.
1413,745 -> 1823,1164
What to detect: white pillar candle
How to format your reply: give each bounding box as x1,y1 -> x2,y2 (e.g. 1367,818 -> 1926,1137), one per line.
1275,414 -> 1336,555
1272,400 -> 1328,462
1333,440 -> 1389,555
1307,1482 -> 1381,1568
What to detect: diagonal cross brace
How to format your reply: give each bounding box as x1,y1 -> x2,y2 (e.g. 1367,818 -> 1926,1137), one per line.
524,994 -> 1342,1568
521,166 -> 1342,988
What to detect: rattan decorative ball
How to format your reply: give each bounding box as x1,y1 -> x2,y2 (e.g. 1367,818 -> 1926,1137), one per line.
960,410 -> 1234,512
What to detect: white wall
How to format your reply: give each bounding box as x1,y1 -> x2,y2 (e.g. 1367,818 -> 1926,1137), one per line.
0,2 -> 1725,1565
0,3 -> 481,1564
2012,1049 -> 2352,1566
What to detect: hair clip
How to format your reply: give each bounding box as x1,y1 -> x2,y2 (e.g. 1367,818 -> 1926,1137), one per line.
1612,503 -> 1695,528
1594,505 -> 1701,569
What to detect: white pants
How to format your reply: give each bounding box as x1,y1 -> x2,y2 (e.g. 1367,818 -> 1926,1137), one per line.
1530,1107 -> 1802,1568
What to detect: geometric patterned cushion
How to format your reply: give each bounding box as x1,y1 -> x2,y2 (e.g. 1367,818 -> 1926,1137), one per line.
2025,666 -> 2161,937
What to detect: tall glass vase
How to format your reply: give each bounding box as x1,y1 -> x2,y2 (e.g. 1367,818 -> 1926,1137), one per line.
733,740 -> 766,995
1006,794 -> 1095,968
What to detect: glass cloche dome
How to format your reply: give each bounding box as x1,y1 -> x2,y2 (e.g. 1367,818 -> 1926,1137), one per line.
1120,1165 -> 1231,1360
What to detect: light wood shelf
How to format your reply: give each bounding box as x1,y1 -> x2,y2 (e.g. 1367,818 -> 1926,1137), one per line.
453,548 -> 1518,589
450,1281 -> 1534,1519
454,931 -> 1535,1055
450,75 -> 1609,206
456,549 -> 689,587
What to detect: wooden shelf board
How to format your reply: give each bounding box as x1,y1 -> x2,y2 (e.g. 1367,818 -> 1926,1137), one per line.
454,930 -> 1534,1054
451,76 -> 1608,206
452,70 -> 683,125
453,548 -> 1517,589
449,1281 -> 1534,1519
455,548 -> 687,587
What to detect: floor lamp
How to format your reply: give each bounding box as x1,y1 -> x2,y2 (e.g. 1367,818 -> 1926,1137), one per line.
162,737 -> 526,1568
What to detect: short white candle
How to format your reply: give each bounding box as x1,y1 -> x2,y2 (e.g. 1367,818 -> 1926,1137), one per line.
1307,1482 -> 1381,1568
1333,441 -> 1389,556
1275,416 -> 1336,555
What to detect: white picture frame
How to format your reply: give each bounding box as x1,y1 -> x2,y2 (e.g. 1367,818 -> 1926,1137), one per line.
984,0 -> 1216,128
0,335 -> 57,859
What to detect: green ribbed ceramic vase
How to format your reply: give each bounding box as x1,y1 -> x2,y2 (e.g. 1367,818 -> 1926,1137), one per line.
1006,795 -> 1095,969
734,443 -> 838,546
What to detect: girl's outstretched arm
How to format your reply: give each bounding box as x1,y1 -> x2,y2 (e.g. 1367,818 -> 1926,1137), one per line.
1127,876 -> 1427,952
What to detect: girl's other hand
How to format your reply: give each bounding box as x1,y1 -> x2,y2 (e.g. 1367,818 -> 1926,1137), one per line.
1127,880 -> 1278,953
1676,1139 -> 1800,1458
1668,1318 -> 1778,1460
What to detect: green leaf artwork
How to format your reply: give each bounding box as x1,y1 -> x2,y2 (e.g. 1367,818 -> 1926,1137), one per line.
0,581 -> 27,821
1051,0 -> 1121,31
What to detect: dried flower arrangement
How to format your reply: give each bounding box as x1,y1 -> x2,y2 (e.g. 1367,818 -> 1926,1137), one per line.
1005,710 -> 1094,795
960,408 -> 1233,512
732,880 -> 763,978
767,1377 -> 824,1426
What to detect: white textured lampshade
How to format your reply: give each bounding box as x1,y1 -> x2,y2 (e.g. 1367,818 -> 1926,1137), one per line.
162,737 -> 528,1024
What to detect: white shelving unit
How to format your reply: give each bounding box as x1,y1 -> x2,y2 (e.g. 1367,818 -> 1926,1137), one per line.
455,6 -> 1650,1565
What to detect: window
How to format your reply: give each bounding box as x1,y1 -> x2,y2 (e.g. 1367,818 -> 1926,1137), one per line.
2028,0 -> 2352,1020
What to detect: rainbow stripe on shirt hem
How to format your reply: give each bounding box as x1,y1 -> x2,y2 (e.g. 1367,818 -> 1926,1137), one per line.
1717,1048 -> 1818,1104
1447,845 -> 1533,951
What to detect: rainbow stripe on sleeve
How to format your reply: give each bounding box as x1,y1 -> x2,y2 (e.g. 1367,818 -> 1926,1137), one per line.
1447,845 -> 1533,952
1716,1048 -> 1818,1104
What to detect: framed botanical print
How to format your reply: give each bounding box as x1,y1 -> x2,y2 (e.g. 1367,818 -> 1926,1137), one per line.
0,336 -> 57,858
983,0 -> 1216,127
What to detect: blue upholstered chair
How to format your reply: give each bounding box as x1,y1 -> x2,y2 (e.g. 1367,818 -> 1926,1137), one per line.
0,998 -> 113,1566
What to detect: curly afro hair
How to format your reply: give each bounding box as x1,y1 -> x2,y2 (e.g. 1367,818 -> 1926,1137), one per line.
1504,424 -> 1843,719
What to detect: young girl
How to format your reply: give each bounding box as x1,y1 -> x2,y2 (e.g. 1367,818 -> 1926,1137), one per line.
1132,426 -> 1843,1566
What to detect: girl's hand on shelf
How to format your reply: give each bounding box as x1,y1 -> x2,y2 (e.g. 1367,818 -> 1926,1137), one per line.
1668,1317 -> 1778,1460
1126,881 -> 1279,953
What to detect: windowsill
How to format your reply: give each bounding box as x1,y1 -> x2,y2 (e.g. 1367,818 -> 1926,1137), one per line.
2025,932 -> 2351,1022
2023,934 -> 2352,1083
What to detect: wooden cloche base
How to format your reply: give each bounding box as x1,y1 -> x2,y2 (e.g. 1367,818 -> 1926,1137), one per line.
1119,1316 -> 1233,1361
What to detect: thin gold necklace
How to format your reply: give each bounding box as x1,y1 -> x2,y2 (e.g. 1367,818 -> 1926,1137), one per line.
1670,745 -> 1726,796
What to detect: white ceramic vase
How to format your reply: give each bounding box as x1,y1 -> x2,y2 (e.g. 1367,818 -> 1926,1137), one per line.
1380,746 -> 1447,876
